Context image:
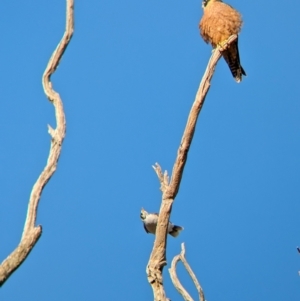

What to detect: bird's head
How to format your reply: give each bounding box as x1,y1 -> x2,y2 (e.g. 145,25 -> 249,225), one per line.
140,208 -> 148,221
202,0 -> 222,8
202,0 -> 208,7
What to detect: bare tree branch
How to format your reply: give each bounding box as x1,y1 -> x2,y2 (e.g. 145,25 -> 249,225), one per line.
152,163 -> 169,192
168,34 -> 237,200
146,35 -> 238,301
169,243 -> 205,301
0,0 -> 74,287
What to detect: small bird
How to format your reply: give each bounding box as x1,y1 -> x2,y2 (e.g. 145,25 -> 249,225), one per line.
199,0 -> 246,82
140,208 -> 183,237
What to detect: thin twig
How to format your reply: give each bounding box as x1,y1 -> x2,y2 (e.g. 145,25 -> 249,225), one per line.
152,163 -> 169,193
0,0 -> 74,286
169,243 -> 205,301
169,254 -> 193,301
146,35 -> 238,301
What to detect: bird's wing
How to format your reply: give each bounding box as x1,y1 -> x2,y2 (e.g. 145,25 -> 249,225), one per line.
143,223 -> 150,233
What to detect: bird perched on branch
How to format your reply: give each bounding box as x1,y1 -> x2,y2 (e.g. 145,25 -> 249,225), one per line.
140,208 -> 183,237
199,0 -> 246,82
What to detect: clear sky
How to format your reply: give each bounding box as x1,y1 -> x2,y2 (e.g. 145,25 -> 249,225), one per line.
1,0 -> 300,300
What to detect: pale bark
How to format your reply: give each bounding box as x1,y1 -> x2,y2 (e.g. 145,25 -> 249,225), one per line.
0,0 -> 74,286
146,35 -> 238,301
169,243 -> 205,301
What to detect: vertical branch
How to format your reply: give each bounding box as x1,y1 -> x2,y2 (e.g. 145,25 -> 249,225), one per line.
146,35 -> 238,301
0,0 -> 74,287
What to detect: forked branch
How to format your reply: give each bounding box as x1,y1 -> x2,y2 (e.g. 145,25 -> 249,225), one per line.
0,0 -> 74,286
146,35 -> 238,301
169,243 -> 205,301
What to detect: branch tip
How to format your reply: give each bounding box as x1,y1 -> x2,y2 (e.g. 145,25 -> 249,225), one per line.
48,125 -> 55,137
180,242 -> 186,257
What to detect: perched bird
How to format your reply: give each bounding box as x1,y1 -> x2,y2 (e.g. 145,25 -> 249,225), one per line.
199,0 -> 246,82
140,208 -> 183,237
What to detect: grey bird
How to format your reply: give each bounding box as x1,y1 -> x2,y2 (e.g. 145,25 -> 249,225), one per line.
140,208 -> 183,237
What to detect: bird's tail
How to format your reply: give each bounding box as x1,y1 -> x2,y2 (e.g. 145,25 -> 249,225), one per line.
169,225 -> 184,237
222,37 -> 246,83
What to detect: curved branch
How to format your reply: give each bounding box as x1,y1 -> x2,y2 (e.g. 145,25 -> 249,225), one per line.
169,243 -> 205,301
146,35 -> 238,301
0,0 -> 74,287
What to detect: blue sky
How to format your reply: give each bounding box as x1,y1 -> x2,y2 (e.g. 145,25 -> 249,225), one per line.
1,0 -> 300,300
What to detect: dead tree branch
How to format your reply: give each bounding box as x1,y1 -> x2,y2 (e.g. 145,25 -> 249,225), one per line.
146,35 -> 238,301
0,0 -> 74,287
169,243 -> 205,301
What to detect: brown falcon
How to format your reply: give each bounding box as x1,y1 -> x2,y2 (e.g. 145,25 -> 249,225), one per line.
199,0 -> 246,82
